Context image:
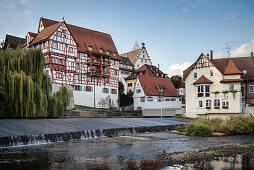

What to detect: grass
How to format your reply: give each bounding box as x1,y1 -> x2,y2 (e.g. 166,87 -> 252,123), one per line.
177,116 -> 254,137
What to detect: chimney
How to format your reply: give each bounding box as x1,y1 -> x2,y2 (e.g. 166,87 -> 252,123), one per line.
141,42 -> 145,48
210,50 -> 213,60
251,52 -> 254,58
158,64 -> 160,70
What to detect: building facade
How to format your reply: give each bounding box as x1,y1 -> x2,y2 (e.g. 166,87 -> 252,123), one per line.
183,51 -> 254,118
28,17 -> 120,108
120,42 -> 152,70
126,64 -> 168,94
133,76 -> 182,116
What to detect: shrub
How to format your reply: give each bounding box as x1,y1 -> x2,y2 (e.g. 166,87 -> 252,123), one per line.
186,123 -> 213,137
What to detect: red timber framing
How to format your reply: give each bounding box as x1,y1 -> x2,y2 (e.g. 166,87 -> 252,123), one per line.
42,22 -> 119,88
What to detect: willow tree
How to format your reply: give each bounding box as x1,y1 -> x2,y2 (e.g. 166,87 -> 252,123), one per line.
0,48 -> 70,118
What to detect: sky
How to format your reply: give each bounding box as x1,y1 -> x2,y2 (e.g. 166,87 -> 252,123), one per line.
1,0 -> 254,77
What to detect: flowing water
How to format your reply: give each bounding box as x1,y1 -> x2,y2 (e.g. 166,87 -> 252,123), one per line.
1,132 -> 254,170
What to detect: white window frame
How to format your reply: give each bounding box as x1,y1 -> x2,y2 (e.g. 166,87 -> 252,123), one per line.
222,99 -> 229,107
198,101 -> 203,108
140,97 -> 145,102
229,84 -> 234,91
197,85 -> 210,97
194,72 -> 197,79
206,99 -> 211,107
249,85 -> 254,93
53,42 -> 57,49
136,89 -> 141,93
214,99 -> 220,107
147,97 -> 153,102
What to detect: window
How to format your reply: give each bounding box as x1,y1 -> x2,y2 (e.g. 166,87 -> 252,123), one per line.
157,97 -> 162,102
53,42 -> 57,49
74,75 -> 81,80
59,59 -> 62,65
55,58 -> 58,64
249,85 -> 254,93
102,88 -> 109,93
113,70 -> 117,75
74,85 -> 81,91
111,60 -> 115,65
99,49 -> 103,53
197,85 -> 210,97
88,46 -> 92,51
56,73 -> 62,78
106,50 -> 110,55
111,89 -> 117,94
57,32 -> 61,37
198,101 -> 203,108
229,84 -> 234,91
85,86 -> 93,92
147,97 -> 153,102
76,64 -> 80,70
136,89 -> 141,93
137,64 -> 139,68
70,47 -> 73,53
210,70 -> 213,76
113,52 -> 116,56
52,58 -> 55,63
140,97 -> 145,102
206,99 -> 211,107
105,78 -> 109,84
128,83 -> 132,87
194,72 -> 197,79
214,99 -> 220,107
222,99 -> 229,108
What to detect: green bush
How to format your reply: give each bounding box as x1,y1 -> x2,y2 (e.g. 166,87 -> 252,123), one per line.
186,123 -> 213,137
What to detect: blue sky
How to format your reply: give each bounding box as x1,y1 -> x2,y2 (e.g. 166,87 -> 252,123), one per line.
1,0 -> 254,76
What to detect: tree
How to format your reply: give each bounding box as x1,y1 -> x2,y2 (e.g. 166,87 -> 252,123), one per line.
170,75 -> 183,89
119,81 -> 133,107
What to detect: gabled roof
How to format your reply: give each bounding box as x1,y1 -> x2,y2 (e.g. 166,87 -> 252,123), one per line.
193,75 -> 213,85
223,59 -> 242,75
3,34 -> 26,49
119,56 -> 133,66
32,17 -> 120,60
126,64 -> 167,80
120,49 -> 141,63
27,32 -> 37,37
138,76 -> 179,97
183,54 -> 254,80
31,21 -> 63,45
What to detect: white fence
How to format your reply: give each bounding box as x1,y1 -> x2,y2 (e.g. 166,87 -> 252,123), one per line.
142,108 -> 181,117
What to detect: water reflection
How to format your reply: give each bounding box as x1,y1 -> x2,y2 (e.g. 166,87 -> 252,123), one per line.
0,132 -> 254,170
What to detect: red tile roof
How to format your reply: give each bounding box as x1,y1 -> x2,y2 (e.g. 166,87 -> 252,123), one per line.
193,75 -> 213,85
28,32 -> 37,37
120,49 -> 141,63
138,76 -> 179,97
220,79 -> 244,83
31,22 -> 63,45
32,17 -> 120,60
223,59 -> 242,75
183,54 -> 254,81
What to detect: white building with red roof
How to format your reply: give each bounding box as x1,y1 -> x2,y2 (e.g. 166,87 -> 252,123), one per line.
133,75 -> 182,116
28,17 -> 120,108
183,50 -> 254,118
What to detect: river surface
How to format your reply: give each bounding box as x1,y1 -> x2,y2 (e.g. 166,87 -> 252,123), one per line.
0,132 -> 254,170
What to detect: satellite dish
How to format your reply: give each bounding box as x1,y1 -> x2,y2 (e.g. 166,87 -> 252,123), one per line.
243,70 -> 247,74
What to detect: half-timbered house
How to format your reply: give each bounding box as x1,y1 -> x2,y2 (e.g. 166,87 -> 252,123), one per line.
28,17 -> 120,108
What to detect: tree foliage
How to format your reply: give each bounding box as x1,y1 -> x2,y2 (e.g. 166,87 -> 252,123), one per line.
0,48 -> 70,118
170,75 -> 183,89
119,81 -> 133,107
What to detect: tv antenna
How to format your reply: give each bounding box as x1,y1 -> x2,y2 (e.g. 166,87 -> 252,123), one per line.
223,41 -> 237,58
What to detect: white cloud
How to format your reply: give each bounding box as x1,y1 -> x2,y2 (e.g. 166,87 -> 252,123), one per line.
165,62 -> 192,77
231,39 -> 254,57
182,8 -> 187,13
224,15 -> 236,21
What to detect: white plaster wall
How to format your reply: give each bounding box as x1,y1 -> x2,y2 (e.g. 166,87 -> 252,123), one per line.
119,72 -> 127,94
134,48 -> 152,69
185,62 -> 242,118
73,85 -> 118,108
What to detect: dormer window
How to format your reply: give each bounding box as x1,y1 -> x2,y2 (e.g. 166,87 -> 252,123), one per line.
106,50 -> 110,55
88,46 -> 92,51
100,49 -> 103,53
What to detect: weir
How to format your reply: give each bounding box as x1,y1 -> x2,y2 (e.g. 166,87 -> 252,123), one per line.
0,124 -> 182,148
